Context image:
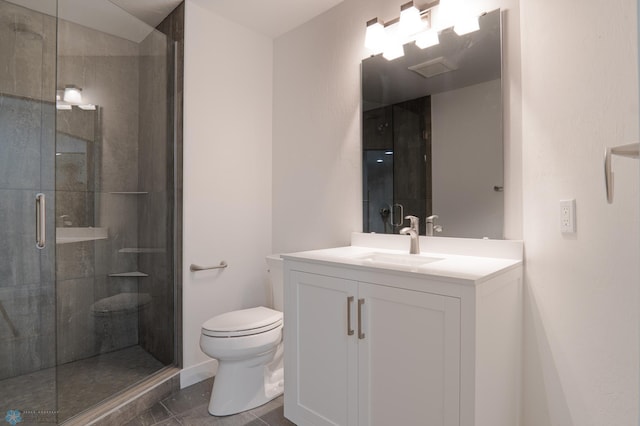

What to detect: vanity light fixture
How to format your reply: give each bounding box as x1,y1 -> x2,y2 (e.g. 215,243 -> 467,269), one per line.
365,0 -> 440,61
365,18 -> 386,54
398,1 -> 425,37
415,29 -> 439,49
382,38 -> 405,61
63,85 -> 82,104
365,1 -> 483,60
57,85 -> 98,110
453,14 -> 480,35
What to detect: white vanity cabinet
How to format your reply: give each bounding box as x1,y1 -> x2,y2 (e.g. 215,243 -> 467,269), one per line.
283,246 -> 522,426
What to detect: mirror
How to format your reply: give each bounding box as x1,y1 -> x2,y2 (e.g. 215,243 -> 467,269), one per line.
362,9 -> 503,239
56,107 -> 100,228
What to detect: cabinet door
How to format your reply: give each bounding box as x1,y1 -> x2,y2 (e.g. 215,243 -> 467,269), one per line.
284,271 -> 359,426
357,284 -> 461,426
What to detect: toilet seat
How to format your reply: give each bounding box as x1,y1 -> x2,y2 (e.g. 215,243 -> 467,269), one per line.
202,306 -> 283,338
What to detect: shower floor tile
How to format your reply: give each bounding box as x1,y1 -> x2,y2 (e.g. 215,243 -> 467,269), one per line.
0,345 -> 164,424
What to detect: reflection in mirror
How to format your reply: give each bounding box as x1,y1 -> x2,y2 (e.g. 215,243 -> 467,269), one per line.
362,9 -> 503,239
56,108 -> 99,228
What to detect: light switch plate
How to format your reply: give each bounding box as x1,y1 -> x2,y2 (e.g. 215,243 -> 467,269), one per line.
560,199 -> 576,233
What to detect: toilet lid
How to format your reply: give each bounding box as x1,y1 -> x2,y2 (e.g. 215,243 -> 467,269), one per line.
202,307 -> 283,338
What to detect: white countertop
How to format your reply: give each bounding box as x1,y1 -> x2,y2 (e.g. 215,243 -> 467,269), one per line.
282,233 -> 523,284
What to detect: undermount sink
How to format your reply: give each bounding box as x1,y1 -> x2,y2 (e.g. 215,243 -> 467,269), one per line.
355,252 -> 443,268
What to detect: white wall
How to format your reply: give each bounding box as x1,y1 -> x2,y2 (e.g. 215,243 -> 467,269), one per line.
520,1 -> 639,425
273,1 -> 638,426
182,0 -> 273,387
272,0 -> 363,253
432,79 -> 503,239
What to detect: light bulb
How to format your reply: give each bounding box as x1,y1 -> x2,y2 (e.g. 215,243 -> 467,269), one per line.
398,3 -> 424,37
415,30 -> 439,49
365,18 -> 386,54
453,15 -> 479,36
383,42 -> 404,61
63,85 -> 82,104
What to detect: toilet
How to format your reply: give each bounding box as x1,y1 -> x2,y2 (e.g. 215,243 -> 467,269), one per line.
91,292 -> 151,353
199,255 -> 284,416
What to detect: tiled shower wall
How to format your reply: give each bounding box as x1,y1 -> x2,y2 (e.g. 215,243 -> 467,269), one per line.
55,17 -> 142,365
137,24 -> 171,365
1,0 -> 178,380
137,3 -> 183,366
0,1 -> 57,380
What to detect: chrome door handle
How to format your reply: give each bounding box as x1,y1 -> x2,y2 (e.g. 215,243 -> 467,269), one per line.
357,298 -> 365,340
347,296 -> 354,336
35,193 -> 45,249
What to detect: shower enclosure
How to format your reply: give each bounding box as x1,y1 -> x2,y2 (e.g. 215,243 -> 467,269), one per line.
0,0 -> 180,423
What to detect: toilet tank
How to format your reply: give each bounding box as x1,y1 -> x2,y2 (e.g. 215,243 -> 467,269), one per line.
266,254 -> 284,311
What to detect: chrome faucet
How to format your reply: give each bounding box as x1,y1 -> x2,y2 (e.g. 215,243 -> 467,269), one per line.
426,215 -> 442,236
399,215 -> 420,254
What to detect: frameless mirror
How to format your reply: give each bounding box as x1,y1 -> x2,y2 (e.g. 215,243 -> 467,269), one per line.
362,9 -> 503,239
56,108 -> 100,228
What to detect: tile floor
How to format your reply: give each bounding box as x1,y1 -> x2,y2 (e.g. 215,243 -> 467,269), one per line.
0,345 -> 164,424
124,378 -> 295,426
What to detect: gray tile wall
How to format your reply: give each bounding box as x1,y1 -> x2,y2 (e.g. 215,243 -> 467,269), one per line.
137,15 -> 175,365
56,18 -> 142,365
0,1 -> 56,102
0,0 -> 57,383
1,0 -> 179,384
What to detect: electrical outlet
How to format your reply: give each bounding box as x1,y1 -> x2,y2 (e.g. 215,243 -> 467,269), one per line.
560,199 -> 576,233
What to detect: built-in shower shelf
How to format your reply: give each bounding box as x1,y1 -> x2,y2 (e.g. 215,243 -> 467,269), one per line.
56,227 -> 108,244
108,272 -> 149,277
108,191 -> 149,195
119,248 -> 165,253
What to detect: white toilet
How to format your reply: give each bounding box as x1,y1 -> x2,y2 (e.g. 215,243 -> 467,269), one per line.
199,255 -> 284,416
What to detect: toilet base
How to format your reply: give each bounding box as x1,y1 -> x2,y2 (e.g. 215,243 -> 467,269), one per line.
208,342 -> 284,416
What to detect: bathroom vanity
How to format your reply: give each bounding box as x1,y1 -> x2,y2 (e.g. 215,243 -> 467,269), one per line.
282,233 -> 523,426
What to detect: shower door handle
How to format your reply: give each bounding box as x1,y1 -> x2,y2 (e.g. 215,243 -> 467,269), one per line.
392,203 -> 404,227
35,193 -> 46,249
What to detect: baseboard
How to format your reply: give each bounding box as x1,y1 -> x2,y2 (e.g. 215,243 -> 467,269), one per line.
180,359 -> 217,388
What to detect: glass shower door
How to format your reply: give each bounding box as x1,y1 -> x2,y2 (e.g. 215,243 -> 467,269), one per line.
0,0 -> 178,422
0,0 -> 58,424
54,1 -> 176,420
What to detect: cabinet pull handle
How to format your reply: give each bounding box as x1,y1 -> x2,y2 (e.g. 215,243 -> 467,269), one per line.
347,296 -> 354,336
357,298 -> 365,339
35,193 -> 46,249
